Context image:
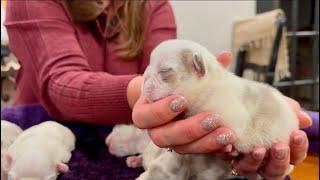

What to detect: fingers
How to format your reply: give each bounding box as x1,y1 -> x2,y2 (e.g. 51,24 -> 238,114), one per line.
216,51 -> 232,68
132,95 -> 187,129
284,96 -> 300,110
290,130 -> 308,164
260,142 -> 290,179
172,127 -> 236,154
284,96 -> 312,128
297,111 -> 312,129
148,112 -> 222,147
233,147 -> 266,176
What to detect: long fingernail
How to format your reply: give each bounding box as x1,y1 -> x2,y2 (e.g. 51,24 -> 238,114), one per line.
216,131 -> 235,146
274,147 -> 288,160
301,111 -> 312,125
294,134 -> 304,145
252,147 -> 266,160
201,114 -> 220,131
170,96 -> 187,112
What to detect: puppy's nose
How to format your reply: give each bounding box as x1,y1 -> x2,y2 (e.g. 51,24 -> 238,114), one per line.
145,84 -> 156,93
106,136 -> 112,146
108,146 -> 116,155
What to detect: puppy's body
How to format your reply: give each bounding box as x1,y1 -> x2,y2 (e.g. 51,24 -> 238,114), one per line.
7,121 -> 76,180
1,120 -> 23,180
139,39 -> 298,179
139,142 -> 229,180
183,74 -> 297,152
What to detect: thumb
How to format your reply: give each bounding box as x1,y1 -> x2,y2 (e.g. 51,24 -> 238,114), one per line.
216,51 -> 232,68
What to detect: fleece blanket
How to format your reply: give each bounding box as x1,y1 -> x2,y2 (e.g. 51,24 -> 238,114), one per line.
2,104 -> 318,179
1,104 -> 143,180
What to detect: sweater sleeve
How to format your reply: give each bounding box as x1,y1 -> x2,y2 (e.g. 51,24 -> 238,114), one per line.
139,0 -> 177,73
5,0 -> 136,124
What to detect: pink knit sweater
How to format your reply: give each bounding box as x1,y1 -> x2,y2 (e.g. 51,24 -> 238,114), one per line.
5,0 -> 176,124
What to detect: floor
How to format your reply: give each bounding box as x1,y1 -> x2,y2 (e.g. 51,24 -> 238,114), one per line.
290,154 -> 319,180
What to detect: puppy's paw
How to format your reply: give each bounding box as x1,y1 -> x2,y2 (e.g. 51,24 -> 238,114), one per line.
126,155 -> 143,168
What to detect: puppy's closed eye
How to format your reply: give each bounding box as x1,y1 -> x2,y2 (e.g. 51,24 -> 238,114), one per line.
159,67 -> 173,73
158,68 -> 175,82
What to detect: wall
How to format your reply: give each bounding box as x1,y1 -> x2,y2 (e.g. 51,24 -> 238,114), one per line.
170,1 -> 256,54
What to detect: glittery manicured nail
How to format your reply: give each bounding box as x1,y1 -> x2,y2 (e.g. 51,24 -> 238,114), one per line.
294,135 -> 304,145
170,96 -> 187,112
301,111 -> 312,122
216,131 -> 235,146
275,147 -> 287,160
252,148 -> 266,160
201,114 -> 220,131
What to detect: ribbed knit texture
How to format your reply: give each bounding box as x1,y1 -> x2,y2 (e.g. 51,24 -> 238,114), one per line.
4,0 -> 176,124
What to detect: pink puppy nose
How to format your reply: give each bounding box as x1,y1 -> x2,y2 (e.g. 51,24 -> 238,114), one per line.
146,84 -> 156,92
106,136 -> 112,146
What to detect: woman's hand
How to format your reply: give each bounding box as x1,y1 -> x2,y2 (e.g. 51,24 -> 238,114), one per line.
131,52 -> 238,152
232,98 -> 311,179
127,76 -> 144,109
132,51 -> 312,179
132,95 -> 236,152
216,52 -> 312,179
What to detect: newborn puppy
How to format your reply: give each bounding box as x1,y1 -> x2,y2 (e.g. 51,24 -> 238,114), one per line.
106,124 -> 150,168
140,39 -> 298,179
6,121 -> 76,180
1,120 -> 23,180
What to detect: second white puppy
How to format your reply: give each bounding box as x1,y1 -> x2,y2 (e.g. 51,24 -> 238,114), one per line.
1,120 -> 23,180
6,121 -> 76,180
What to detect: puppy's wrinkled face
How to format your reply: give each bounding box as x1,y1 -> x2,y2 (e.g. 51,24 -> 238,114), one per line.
142,40 -> 211,102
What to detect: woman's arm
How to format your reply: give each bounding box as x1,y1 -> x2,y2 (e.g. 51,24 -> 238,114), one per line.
6,0 -> 176,124
5,0 -> 136,124
127,0 -> 177,109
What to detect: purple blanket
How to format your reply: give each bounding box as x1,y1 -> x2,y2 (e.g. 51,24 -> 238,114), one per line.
302,110 -> 319,154
2,104 -> 318,179
1,104 -> 143,180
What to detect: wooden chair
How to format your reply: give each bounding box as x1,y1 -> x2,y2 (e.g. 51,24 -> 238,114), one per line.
234,15 -> 287,85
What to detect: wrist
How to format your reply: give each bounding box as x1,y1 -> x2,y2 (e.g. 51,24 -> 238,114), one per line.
127,76 -> 143,109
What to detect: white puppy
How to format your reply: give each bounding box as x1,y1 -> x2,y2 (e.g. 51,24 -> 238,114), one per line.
1,120 -> 23,180
106,124 -> 149,157
106,124 -> 150,168
138,39 -> 298,179
6,121 -> 76,180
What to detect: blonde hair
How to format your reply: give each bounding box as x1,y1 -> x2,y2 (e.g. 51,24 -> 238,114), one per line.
66,0 -> 146,59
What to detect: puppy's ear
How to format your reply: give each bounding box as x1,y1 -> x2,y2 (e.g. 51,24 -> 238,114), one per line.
192,53 -> 206,77
181,49 -> 206,77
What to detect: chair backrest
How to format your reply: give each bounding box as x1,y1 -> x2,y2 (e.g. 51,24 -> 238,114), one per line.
235,15 -> 287,85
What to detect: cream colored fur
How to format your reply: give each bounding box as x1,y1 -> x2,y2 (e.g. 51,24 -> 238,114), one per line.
138,39 -> 298,180
1,120 -> 23,180
7,121 -> 75,180
106,124 -> 150,157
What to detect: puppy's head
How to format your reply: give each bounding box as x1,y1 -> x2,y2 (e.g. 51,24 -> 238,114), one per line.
142,39 -> 223,102
106,125 -> 149,157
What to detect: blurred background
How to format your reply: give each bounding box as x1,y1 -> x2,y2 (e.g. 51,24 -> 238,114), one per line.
2,0 -> 318,111
1,0 -> 319,179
